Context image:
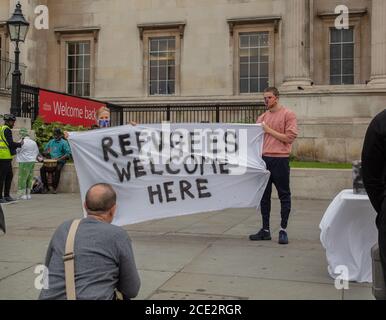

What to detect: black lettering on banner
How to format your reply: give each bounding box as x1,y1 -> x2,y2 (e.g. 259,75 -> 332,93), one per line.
206,156 -> 218,174
150,161 -> 163,175
184,155 -> 198,174
199,157 -> 205,176
135,131 -> 146,153
164,181 -> 177,202
133,158 -> 147,178
219,161 -> 230,174
148,131 -> 161,153
179,180 -> 195,200
113,162 -> 131,182
225,131 -> 238,153
119,134 -> 133,156
102,137 -> 119,162
208,132 -> 219,155
155,131 -> 163,152
196,178 -> 212,199
170,131 -> 183,149
190,131 -> 200,154
148,185 -> 163,204
211,158 -> 218,174
166,159 -> 181,175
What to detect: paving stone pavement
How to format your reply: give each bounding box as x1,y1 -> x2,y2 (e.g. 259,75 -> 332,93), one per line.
0,194 -> 373,300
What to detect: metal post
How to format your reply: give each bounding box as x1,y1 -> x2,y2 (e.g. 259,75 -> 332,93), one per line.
10,41 -> 21,117
216,105 -> 220,123
166,105 -> 171,122
33,87 -> 39,121
119,108 -> 124,126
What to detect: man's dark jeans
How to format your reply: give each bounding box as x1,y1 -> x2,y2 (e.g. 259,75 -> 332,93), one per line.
260,156 -> 291,230
378,200 -> 386,286
0,160 -> 13,198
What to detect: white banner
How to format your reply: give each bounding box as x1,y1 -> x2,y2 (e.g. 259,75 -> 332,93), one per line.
68,123 -> 270,226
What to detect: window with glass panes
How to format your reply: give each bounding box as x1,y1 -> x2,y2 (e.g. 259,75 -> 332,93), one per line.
66,41 -> 91,97
239,32 -> 269,93
330,27 -> 354,85
149,37 -> 175,95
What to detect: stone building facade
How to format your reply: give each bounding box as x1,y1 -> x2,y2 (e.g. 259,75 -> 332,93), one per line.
1,0 -> 385,162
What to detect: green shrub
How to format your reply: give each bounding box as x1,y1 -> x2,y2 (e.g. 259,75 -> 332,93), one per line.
289,154 -> 297,161
231,118 -> 256,124
32,117 -> 88,152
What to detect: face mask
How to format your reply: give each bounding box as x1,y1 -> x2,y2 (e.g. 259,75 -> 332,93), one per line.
99,119 -> 110,128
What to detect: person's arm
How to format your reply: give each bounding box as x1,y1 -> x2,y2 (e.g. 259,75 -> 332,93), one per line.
4,128 -> 22,150
362,114 -> 386,214
33,141 -> 40,161
256,113 -> 265,124
44,238 -> 54,267
63,140 -> 71,159
116,232 -> 141,299
261,112 -> 298,144
42,140 -> 51,157
56,140 -> 71,161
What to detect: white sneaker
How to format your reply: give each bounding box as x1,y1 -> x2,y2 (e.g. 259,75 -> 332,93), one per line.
27,194 -> 32,200
20,195 -> 28,200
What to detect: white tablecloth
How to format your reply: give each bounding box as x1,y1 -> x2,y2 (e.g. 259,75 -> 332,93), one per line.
319,189 -> 378,283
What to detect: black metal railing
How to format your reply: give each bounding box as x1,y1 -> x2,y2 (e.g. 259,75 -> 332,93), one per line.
20,84 -> 39,120
109,102 -> 266,126
0,57 -> 26,90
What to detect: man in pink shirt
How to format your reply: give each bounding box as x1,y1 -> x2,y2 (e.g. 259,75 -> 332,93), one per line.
249,87 -> 298,245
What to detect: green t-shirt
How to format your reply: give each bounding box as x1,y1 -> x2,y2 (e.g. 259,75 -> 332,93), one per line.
44,138 -> 71,161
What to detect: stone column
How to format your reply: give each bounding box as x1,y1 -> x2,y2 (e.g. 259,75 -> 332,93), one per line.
282,0 -> 312,89
15,0 -> 49,88
368,0 -> 386,86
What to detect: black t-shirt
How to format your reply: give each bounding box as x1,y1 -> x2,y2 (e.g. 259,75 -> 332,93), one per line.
362,109 -> 386,215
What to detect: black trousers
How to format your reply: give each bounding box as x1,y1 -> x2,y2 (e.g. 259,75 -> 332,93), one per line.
377,201 -> 386,285
260,156 -> 291,230
0,160 -> 13,198
40,162 -> 65,190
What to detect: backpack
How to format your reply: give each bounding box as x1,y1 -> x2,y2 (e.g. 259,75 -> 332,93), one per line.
31,176 -> 44,194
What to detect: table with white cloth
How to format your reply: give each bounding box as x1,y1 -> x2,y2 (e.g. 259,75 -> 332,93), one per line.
319,189 -> 378,283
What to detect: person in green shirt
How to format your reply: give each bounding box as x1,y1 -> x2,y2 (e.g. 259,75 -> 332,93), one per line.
40,128 -> 71,194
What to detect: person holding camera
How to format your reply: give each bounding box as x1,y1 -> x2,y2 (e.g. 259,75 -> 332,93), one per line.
362,109 -> 386,294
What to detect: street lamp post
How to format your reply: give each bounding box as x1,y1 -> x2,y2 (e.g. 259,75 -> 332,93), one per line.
6,2 -> 29,117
